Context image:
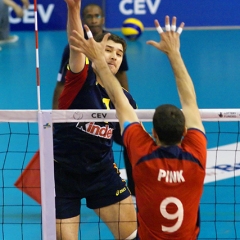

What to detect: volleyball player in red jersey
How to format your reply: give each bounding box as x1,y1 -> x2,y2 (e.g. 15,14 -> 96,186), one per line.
71,15 -> 207,240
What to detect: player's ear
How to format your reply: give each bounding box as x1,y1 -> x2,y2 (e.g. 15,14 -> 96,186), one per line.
102,16 -> 105,25
152,128 -> 159,142
182,126 -> 187,136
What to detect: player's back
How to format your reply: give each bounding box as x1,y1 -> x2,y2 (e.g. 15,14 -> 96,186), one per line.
124,124 -> 207,239
135,148 -> 204,239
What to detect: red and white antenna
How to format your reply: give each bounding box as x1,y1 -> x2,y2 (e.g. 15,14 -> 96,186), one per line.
34,0 -> 41,111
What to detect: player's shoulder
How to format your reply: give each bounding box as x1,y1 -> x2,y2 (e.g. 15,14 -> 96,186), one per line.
123,89 -> 137,109
187,128 -> 206,139
122,88 -> 132,98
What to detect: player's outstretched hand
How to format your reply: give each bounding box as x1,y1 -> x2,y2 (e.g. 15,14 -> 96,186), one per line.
64,0 -> 80,9
21,0 -> 29,9
69,25 -> 111,63
12,4 -> 24,18
147,16 -> 185,56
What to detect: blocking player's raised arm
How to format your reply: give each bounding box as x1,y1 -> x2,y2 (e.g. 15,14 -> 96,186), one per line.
167,49 -> 205,133
65,0 -> 85,73
147,16 -> 205,133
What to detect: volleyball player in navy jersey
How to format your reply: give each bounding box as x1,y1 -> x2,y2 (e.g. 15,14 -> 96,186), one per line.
52,2 -> 136,197
54,0 -> 137,239
72,15 -> 207,240
52,3 -> 129,109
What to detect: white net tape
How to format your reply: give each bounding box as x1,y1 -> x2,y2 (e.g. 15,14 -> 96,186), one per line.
0,109 -> 239,239
1,109 -> 240,122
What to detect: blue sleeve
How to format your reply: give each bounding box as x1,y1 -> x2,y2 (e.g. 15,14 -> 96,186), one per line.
123,121 -> 131,129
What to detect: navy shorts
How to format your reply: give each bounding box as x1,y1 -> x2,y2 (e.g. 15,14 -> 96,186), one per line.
54,161 -> 131,219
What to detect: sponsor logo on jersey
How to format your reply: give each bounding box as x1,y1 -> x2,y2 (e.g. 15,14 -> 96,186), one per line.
116,187 -> 127,196
76,122 -> 113,139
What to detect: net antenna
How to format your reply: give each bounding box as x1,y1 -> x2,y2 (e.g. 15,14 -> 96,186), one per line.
34,0 -> 41,111
33,0 -> 56,239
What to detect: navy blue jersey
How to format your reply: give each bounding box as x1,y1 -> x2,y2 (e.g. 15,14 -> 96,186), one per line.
57,30 -> 128,83
53,59 -> 136,174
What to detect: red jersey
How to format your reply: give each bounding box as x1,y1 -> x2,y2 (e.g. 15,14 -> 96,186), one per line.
123,123 -> 207,240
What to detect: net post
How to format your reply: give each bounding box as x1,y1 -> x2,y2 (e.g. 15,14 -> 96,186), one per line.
38,111 -> 56,240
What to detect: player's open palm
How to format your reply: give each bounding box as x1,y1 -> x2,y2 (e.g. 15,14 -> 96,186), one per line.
21,0 -> 29,9
70,25 -> 110,64
64,0 -> 80,9
13,4 -> 24,18
147,16 -> 184,56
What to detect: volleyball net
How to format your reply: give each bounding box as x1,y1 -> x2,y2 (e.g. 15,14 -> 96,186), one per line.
0,109 -> 240,240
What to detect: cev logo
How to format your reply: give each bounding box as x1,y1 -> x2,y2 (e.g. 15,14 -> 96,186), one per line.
9,4 -> 54,24
119,0 -> 161,15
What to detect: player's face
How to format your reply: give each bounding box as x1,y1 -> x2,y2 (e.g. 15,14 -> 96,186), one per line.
82,6 -> 105,37
104,40 -> 123,75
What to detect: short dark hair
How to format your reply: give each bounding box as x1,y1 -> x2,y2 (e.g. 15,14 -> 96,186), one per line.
153,104 -> 185,145
82,4 -> 104,18
95,33 -> 127,54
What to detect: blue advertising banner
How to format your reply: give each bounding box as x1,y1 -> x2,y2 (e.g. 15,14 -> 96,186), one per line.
10,0 -> 67,31
10,0 -> 240,31
10,0 -> 102,31
105,0 -> 240,29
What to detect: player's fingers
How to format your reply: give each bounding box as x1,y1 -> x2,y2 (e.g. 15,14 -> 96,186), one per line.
83,25 -> 93,39
180,22 -> 185,29
70,30 -> 88,51
171,16 -> 176,32
146,40 -> 159,48
86,30 -> 93,39
176,22 -> 185,35
69,35 -> 81,49
154,19 -> 163,35
165,15 -> 170,32
102,33 -> 111,43
71,30 -> 84,42
83,24 -> 90,32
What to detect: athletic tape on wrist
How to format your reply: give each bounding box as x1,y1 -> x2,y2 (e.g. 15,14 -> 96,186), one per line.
86,31 -> 93,39
156,26 -> 163,34
165,24 -> 170,31
177,27 -> 183,35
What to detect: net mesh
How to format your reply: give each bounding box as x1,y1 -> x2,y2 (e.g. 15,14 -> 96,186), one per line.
0,109 -> 240,239
0,121 -> 41,239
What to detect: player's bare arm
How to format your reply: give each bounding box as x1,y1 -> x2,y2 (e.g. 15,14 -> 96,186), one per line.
3,0 -> 24,17
65,0 -> 85,73
147,16 -> 205,133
